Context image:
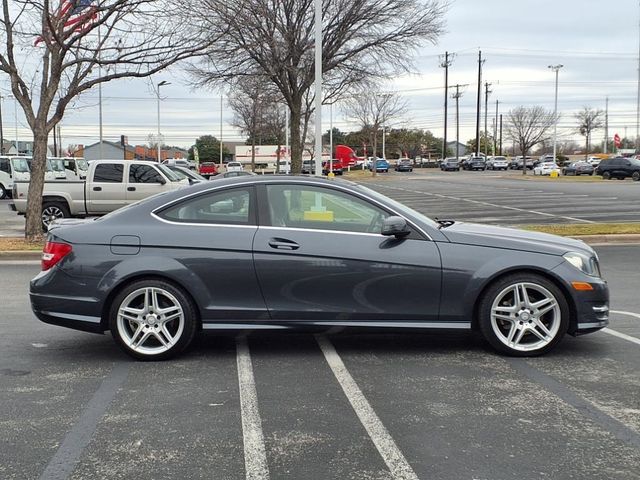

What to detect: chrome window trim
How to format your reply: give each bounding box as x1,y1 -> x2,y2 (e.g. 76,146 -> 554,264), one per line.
259,225 -> 383,238
150,211 -> 258,229
150,179 -> 433,240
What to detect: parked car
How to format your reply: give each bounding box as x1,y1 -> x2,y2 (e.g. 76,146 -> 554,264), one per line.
588,156 -> 603,167
58,157 -> 89,180
463,156 -> 486,171
163,158 -> 196,170
31,176 -> 609,360
596,157 -> 640,181
511,156 -> 534,170
486,156 -> 508,170
216,171 -> 257,179
301,160 -> 315,174
225,161 -> 244,172
394,158 -> 414,172
533,162 -> 561,176
11,160 -> 189,229
277,159 -> 291,174
440,158 -> 461,171
369,159 -> 390,173
322,159 -> 344,175
198,162 -> 219,179
562,162 -> 594,176
167,165 -> 208,184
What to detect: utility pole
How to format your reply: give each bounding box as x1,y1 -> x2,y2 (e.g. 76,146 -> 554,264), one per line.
440,51 -> 454,159
637,0 -> 640,151
451,84 -> 465,161
604,96 -> 609,154
548,64 -> 563,163
493,99 -> 499,156
499,114 -> 503,156
0,94 -> 4,154
156,80 -> 170,163
475,50 -> 485,157
220,95 -> 224,167
484,82 -> 492,157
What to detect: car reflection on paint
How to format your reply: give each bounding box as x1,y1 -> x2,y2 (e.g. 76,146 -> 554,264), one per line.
31,176 -> 609,360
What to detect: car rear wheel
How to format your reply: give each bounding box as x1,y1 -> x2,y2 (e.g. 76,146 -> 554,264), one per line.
602,171 -> 611,180
41,201 -> 70,231
632,171 -> 640,181
478,274 -> 569,356
0,184 -> 7,200
110,280 -> 198,360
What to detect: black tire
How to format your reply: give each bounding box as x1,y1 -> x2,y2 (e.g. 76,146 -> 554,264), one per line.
632,171 -> 640,182
41,201 -> 70,231
0,184 -> 7,200
602,171 -> 611,180
477,273 -> 569,357
109,279 -> 198,361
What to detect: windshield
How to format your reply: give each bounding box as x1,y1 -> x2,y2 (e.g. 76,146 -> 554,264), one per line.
49,158 -> 65,172
169,168 -> 188,179
357,184 -> 439,230
156,163 -> 183,182
76,159 -> 89,171
11,157 -> 29,173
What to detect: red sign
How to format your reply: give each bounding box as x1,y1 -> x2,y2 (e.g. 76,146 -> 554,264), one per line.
614,133 -> 621,148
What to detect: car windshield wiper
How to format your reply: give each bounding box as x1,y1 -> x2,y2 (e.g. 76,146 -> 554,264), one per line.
435,218 -> 456,229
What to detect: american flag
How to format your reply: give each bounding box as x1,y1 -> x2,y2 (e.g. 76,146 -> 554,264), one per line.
35,0 -> 98,46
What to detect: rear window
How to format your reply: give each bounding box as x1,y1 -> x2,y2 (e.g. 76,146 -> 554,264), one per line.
93,164 -> 124,183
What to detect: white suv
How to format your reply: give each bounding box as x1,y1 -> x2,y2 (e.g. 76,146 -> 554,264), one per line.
226,161 -> 244,172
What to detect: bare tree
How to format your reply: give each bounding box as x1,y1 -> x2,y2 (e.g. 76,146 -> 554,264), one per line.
0,0 -> 210,240
575,107 -> 604,160
185,0 -> 448,174
343,92 -> 406,175
505,106 -> 557,175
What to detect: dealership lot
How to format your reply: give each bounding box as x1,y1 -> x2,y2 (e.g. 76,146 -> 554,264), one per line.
1,173 -> 639,479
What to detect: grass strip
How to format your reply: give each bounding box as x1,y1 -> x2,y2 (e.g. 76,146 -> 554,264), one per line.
522,223 -> 640,236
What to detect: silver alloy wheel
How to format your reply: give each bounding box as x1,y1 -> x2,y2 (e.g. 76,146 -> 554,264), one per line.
41,205 -> 65,227
490,282 -> 561,352
116,287 -> 185,355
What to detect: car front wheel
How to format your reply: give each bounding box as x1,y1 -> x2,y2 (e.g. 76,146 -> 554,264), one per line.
602,171 -> 611,180
478,274 -> 569,356
109,279 -> 198,360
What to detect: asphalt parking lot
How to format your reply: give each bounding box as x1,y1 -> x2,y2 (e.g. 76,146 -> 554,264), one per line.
1,171 -> 639,479
363,169 -> 640,225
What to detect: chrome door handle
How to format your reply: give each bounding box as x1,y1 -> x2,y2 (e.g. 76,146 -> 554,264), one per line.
268,238 -> 300,250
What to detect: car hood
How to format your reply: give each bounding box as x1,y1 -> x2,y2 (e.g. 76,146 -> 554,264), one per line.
439,222 -> 593,256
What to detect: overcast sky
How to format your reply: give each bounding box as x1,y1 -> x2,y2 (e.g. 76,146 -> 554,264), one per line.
2,0 -> 639,151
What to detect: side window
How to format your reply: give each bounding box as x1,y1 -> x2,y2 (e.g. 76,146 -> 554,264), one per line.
265,185 -> 389,233
130,164 -> 164,183
0,159 -> 9,174
93,164 -> 124,183
159,188 -> 253,225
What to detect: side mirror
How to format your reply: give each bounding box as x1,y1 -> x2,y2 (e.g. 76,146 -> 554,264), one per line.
158,177 -> 167,185
381,216 -> 411,238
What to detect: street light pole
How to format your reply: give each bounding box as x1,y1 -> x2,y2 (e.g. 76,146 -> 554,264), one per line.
548,64 -> 563,162
314,0 -> 322,176
220,95 -> 223,168
0,94 -> 4,155
156,81 -> 170,162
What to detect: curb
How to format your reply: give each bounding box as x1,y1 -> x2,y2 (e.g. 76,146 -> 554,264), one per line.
569,234 -> 640,245
0,250 -> 41,260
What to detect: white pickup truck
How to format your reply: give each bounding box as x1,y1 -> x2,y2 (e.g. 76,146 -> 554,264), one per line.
11,160 -> 189,228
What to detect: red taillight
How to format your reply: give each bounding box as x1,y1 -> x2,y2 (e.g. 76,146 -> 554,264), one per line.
42,242 -> 72,271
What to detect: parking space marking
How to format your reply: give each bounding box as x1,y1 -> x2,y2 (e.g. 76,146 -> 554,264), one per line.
506,358 -> 640,448
236,336 -> 270,480
316,335 -> 419,480
603,328 -> 640,346
38,363 -> 130,480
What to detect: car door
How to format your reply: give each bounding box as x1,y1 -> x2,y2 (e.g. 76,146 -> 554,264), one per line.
87,163 -> 127,213
154,185 -> 267,321
127,163 -> 171,202
252,183 -> 442,323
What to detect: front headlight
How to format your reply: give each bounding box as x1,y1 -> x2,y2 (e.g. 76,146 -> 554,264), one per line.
563,252 -> 601,277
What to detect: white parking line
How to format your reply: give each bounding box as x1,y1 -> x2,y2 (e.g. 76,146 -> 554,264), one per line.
236,336 -> 270,480
316,335 -> 419,480
602,310 -> 640,346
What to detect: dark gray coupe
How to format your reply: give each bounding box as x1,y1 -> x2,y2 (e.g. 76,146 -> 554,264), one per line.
31,176 -> 609,360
